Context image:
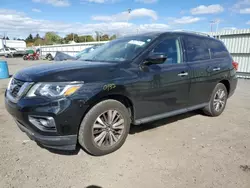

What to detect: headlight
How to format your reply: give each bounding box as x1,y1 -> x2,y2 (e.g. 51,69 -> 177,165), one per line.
7,77 -> 13,90
26,82 -> 83,98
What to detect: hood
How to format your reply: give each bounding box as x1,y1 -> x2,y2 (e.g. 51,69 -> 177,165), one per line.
14,61 -> 118,82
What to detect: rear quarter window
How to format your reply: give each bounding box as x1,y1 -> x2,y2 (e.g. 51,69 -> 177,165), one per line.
183,35 -> 210,62
206,39 -> 229,59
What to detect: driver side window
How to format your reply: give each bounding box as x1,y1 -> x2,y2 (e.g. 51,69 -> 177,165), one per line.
151,37 -> 181,64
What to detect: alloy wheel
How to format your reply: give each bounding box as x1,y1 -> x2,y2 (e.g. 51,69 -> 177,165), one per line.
92,110 -> 125,148
213,89 -> 226,112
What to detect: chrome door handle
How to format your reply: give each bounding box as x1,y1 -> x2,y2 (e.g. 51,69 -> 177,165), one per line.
213,67 -> 221,71
178,72 -> 188,77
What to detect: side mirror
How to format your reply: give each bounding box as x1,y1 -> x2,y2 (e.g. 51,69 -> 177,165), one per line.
144,53 -> 167,65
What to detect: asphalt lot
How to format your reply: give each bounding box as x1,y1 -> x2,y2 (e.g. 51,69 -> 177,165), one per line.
0,58 -> 250,188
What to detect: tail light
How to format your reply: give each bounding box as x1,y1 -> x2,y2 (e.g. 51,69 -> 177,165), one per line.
232,61 -> 238,71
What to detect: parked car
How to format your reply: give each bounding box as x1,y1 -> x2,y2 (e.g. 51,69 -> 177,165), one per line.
5,31 -> 238,156
0,47 -> 17,57
75,45 -> 101,59
53,45 -> 101,61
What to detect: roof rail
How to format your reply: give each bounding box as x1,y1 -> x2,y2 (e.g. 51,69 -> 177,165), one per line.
173,30 -> 211,37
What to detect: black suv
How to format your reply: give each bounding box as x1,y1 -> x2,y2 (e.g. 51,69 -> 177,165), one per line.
5,32 -> 238,156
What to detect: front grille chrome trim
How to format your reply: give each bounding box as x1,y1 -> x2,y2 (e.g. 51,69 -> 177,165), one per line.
7,79 -> 34,103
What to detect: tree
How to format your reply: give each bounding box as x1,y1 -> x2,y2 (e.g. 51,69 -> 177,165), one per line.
25,34 -> 34,43
13,37 -> 17,40
35,33 -> 41,39
34,38 -> 45,46
100,34 -> 109,41
5,36 -> 9,40
78,35 -> 95,42
44,32 -> 61,45
110,34 -> 117,40
64,33 -> 79,43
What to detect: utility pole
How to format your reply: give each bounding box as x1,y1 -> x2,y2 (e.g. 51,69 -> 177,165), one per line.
210,21 -> 214,32
127,8 -> 132,29
210,19 -> 220,33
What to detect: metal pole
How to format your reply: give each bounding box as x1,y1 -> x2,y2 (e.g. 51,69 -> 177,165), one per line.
216,21 -> 220,33
127,9 -> 131,29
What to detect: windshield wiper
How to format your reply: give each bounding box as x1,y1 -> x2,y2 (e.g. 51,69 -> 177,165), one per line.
81,59 -> 96,62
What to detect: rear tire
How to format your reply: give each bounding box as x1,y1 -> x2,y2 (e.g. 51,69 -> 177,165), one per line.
203,83 -> 228,117
78,100 -> 131,156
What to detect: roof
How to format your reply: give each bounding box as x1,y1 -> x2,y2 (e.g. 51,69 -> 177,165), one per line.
122,31 -> 211,39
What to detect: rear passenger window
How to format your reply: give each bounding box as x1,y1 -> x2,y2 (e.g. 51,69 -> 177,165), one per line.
183,36 -> 210,62
206,39 -> 228,58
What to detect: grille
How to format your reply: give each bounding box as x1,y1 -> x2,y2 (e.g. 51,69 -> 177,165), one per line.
9,79 -> 25,98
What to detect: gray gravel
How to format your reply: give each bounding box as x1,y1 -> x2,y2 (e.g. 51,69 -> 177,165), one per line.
0,58 -> 250,188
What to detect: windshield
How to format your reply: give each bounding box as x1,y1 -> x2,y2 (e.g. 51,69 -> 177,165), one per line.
79,36 -> 155,62
75,46 -> 99,59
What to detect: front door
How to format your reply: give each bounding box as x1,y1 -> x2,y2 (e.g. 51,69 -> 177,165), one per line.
134,36 -> 191,120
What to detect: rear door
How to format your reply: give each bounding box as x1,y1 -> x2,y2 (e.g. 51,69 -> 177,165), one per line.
183,35 -> 229,107
182,35 -> 215,107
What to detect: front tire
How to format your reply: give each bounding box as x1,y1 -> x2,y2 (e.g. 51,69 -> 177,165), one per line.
78,100 -> 131,156
203,83 -> 228,117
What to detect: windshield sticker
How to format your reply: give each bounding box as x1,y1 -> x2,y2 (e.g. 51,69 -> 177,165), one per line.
128,40 -> 145,46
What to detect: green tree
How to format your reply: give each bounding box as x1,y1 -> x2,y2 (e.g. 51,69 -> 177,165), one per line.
64,33 -> 79,43
35,33 -> 41,39
100,34 -> 109,41
78,35 -> 95,42
34,38 -> 45,46
25,34 -> 34,43
110,34 -> 117,40
44,32 -> 61,45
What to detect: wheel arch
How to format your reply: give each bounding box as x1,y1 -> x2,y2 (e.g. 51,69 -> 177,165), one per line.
219,79 -> 230,95
80,94 -> 135,128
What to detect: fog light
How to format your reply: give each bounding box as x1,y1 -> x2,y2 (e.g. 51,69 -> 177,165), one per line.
29,116 -> 56,132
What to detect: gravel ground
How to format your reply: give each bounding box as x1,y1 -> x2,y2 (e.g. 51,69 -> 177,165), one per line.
0,58 -> 250,188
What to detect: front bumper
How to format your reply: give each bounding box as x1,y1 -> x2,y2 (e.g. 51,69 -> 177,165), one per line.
5,94 -> 88,151
16,120 -> 77,150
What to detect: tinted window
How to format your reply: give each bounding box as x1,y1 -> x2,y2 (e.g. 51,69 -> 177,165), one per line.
183,36 -> 210,62
206,39 -> 228,58
151,38 -> 181,64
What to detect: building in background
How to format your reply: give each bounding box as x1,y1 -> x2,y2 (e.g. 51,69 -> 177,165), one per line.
210,29 -> 250,78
